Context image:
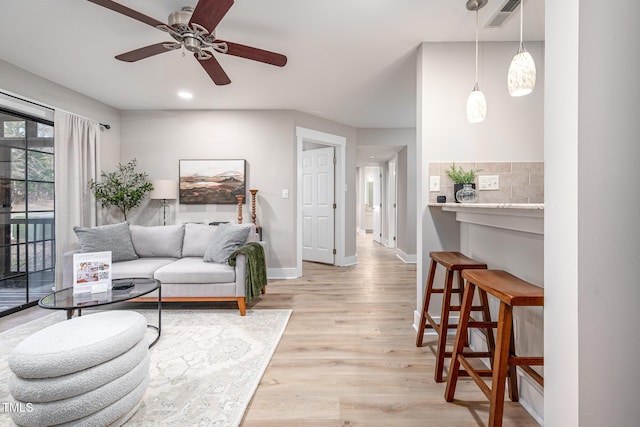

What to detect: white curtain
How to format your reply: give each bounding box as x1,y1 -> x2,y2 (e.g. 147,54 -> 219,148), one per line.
54,111 -> 101,288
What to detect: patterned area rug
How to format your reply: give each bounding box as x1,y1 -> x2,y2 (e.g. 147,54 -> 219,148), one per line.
0,309 -> 291,426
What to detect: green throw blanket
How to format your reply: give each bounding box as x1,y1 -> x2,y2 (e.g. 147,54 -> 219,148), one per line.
229,242 -> 267,303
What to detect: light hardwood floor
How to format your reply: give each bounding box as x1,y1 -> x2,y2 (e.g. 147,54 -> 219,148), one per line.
0,235 -> 540,426
242,235 -> 540,426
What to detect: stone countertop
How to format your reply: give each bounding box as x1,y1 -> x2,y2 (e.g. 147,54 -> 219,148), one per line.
428,202 -> 544,210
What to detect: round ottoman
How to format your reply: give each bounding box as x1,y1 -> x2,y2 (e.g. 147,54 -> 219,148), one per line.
7,311 -> 149,427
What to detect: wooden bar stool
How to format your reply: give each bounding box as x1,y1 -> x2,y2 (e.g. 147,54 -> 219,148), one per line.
416,251 -> 493,383
445,269 -> 544,427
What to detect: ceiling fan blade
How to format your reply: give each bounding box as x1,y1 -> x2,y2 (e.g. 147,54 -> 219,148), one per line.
196,54 -> 231,85
189,0 -> 234,32
221,41 -> 287,67
115,43 -> 176,62
87,0 -> 166,28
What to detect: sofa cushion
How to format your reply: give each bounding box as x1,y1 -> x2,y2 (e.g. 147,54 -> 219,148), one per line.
129,224 -> 185,258
73,222 -> 138,263
111,258 -> 176,280
154,257 -> 236,284
203,224 -> 252,264
182,223 -> 218,257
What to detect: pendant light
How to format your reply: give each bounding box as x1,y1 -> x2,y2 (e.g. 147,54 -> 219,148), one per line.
466,0 -> 487,123
507,0 -> 536,96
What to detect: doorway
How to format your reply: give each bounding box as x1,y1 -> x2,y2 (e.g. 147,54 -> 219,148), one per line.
296,127 -> 347,277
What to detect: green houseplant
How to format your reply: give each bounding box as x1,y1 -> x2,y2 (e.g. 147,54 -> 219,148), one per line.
89,159 -> 153,221
446,163 -> 479,203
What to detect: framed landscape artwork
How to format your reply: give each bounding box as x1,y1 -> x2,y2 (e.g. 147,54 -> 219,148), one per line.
179,159 -> 246,204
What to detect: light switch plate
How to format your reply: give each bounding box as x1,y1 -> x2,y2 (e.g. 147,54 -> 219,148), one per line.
479,175 -> 499,190
429,176 -> 440,192
282,189 -> 289,199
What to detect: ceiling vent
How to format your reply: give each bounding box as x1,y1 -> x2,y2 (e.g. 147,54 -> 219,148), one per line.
485,0 -> 520,28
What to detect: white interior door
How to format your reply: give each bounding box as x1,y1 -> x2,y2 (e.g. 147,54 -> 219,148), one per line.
302,146 -> 335,264
372,167 -> 382,244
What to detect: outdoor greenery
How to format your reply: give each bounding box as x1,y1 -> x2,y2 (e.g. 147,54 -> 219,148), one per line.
89,159 -> 153,220
445,163 -> 478,184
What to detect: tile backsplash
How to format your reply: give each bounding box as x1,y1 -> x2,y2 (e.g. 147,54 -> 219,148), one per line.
429,162 -> 544,204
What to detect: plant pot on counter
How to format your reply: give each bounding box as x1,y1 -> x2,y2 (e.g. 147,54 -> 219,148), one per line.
454,183 -> 477,203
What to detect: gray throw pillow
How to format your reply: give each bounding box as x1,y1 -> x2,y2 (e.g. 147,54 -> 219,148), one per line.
73,222 -> 138,262
129,224 -> 185,258
203,223 -> 251,264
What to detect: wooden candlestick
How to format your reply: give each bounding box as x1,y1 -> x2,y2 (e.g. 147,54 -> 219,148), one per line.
250,189 -> 259,225
236,195 -> 244,223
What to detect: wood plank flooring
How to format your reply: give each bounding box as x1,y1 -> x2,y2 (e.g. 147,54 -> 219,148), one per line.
242,235 -> 540,426
0,235 -> 540,426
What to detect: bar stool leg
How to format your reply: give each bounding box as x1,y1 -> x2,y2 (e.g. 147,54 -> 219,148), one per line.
488,303 -> 513,427
416,259 -> 438,347
508,327 -> 519,402
445,281 -> 476,401
434,269 -> 455,382
478,289 -> 496,367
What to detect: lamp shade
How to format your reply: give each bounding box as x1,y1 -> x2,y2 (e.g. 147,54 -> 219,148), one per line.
466,88 -> 487,123
508,49 -> 536,96
150,179 -> 178,200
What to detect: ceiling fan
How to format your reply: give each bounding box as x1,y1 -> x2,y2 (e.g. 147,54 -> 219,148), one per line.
87,0 -> 287,85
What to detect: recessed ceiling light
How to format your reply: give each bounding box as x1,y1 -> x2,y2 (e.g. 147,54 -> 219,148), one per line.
178,91 -> 193,99
370,155 -> 376,159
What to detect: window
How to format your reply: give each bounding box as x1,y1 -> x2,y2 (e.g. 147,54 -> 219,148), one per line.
0,110 -> 54,316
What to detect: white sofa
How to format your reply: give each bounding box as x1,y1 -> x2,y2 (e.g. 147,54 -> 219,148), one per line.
63,223 -> 262,315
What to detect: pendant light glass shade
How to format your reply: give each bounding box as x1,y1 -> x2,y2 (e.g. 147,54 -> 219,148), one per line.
467,4 -> 486,123
467,84 -> 487,123
508,46 -> 536,96
508,0 -> 536,96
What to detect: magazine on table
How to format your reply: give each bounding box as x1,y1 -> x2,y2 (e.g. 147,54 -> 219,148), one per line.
73,251 -> 112,294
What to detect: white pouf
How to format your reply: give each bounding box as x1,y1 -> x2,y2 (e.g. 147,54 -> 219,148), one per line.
7,311 -> 150,427
9,311 -> 146,378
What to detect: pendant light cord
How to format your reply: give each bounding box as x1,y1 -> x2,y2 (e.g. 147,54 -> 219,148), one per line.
474,6 -> 479,87
519,0 -> 524,51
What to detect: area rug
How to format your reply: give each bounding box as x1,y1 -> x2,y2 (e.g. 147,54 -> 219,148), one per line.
0,308 -> 292,426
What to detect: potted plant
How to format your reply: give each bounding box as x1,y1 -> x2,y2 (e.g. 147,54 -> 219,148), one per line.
89,159 -> 154,220
446,163 -> 478,203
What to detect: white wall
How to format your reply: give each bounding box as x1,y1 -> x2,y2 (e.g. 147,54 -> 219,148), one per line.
0,59 -> 121,171
545,1 -> 640,425
120,109 -> 358,275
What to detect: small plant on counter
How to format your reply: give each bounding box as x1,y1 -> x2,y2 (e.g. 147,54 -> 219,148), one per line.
445,163 -> 479,184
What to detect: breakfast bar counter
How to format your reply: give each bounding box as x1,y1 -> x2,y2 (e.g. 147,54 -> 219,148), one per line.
426,201 -> 545,424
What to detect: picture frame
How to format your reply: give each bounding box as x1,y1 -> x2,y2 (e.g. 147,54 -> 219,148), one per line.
179,159 -> 247,205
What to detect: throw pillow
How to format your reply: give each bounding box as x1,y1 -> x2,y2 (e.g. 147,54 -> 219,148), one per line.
129,224 -> 185,258
203,223 -> 251,264
182,223 -> 219,257
73,222 -> 138,262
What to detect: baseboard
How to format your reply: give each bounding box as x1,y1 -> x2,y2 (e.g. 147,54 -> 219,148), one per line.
267,267 -> 299,279
396,249 -> 417,264
339,255 -> 357,267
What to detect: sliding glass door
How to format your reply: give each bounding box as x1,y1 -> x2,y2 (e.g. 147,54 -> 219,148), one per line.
0,110 -> 55,316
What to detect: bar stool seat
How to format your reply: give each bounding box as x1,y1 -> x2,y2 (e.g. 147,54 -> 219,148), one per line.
416,251 -> 492,382
445,269 -> 544,427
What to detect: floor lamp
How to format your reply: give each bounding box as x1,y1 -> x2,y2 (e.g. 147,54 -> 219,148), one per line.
150,179 -> 177,225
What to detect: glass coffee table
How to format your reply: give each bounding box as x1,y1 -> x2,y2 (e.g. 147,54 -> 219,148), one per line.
39,277 -> 162,347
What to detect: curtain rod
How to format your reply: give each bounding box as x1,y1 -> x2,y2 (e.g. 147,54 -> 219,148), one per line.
0,90 -> 111,129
